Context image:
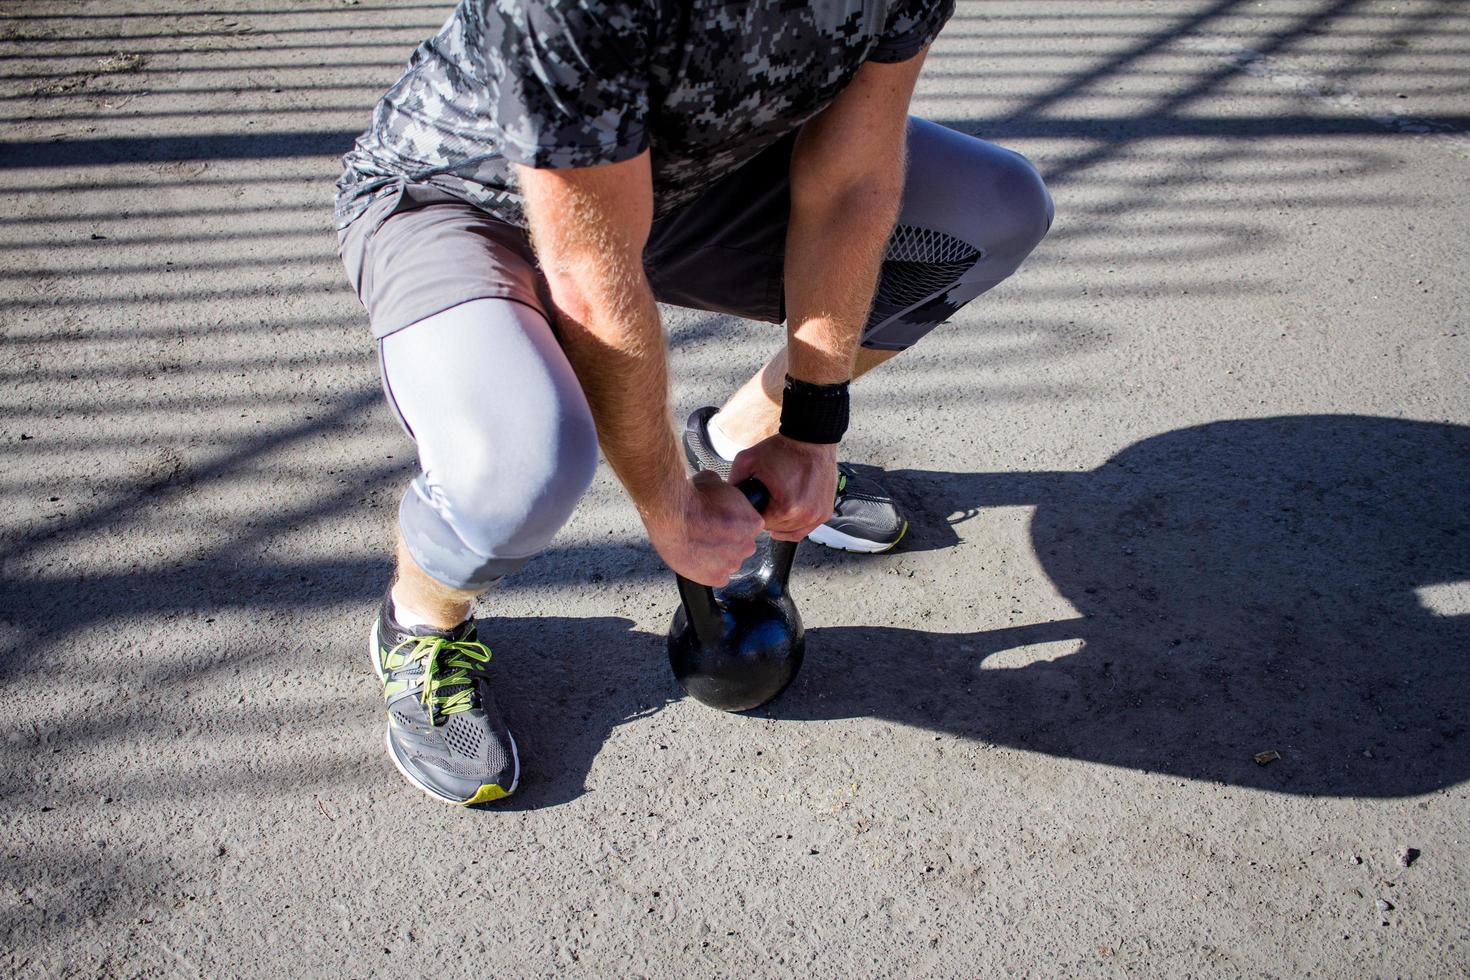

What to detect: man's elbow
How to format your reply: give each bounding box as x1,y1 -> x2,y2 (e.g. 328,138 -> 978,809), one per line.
790,167 -> 905,227
541,250 -> 653,330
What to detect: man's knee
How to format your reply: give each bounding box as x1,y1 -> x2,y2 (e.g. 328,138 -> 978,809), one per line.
437,399 -> 599,562
902,120 -> 1053,265
383,296 -> 601,588
860,145 -> 1052,352
975,148 -> 1053,266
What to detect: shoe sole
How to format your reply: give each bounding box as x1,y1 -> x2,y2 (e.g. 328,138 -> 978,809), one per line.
369,619 -> 521,807
807,518 -> 908,554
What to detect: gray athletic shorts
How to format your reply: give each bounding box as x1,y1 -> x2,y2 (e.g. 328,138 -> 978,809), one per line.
338,131 -> 792,342
337,119 -> 1054,352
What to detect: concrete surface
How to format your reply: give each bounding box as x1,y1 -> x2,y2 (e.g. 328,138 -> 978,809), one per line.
2,0 -> 1468,975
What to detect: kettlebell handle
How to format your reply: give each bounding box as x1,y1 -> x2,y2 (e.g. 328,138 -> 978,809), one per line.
733,477 -> 799,586
673,476 -> 770,619
727,477 -> 799,584
674,475 -> 797,643
735,476 -> 770,514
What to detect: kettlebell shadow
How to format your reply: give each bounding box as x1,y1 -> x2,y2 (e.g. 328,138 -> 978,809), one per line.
769,415 -> 1470,798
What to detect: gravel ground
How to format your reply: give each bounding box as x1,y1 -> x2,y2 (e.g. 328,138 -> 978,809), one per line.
2,0 -> 1467,976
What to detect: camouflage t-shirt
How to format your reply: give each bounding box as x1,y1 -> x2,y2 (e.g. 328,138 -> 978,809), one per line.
334,0 -> 955,230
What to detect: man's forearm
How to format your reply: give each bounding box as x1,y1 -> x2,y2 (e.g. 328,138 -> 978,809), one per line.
515,154 -> 766,583
782,175 -> 904,387
518,156 -> 687,523
781,53 -> 919,391
548,273 -> 686,522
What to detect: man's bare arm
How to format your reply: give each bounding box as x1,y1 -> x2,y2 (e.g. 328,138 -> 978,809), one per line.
516,154 -> 760,585
784,51 -> 927,383
729,52 -> 928,538
517,155 -> 674,513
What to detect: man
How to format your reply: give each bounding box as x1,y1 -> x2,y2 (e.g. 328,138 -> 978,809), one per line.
336,0 -> 1052,806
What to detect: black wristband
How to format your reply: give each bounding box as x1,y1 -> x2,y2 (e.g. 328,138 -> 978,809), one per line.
778,375 -> 850,445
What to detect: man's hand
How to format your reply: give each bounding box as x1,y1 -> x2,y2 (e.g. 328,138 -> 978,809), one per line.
644,471 -> 764,585
729,436 -> 837,542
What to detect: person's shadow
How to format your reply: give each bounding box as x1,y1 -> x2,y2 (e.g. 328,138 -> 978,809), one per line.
496,415 -> 1468,806
779,414 -> 1470,797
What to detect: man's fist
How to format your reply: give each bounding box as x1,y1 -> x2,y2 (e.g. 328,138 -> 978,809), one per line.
729,435 -> 838,542
644,470 -> 764,586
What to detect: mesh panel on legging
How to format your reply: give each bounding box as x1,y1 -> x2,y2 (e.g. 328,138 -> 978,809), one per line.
869,226 -> 983,326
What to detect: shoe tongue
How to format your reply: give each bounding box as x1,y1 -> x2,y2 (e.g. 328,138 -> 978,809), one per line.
386,595 -> 476,642
407,619 -> 475,642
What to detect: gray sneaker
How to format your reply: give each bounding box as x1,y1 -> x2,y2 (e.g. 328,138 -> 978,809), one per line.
369,593 -> 520,806
683,406 -> 908,554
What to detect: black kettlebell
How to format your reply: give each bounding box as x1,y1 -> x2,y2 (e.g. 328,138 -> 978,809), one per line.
668,477 -> 805,712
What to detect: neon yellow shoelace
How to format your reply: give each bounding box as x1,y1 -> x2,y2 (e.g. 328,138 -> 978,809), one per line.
387,635 -> 492,723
